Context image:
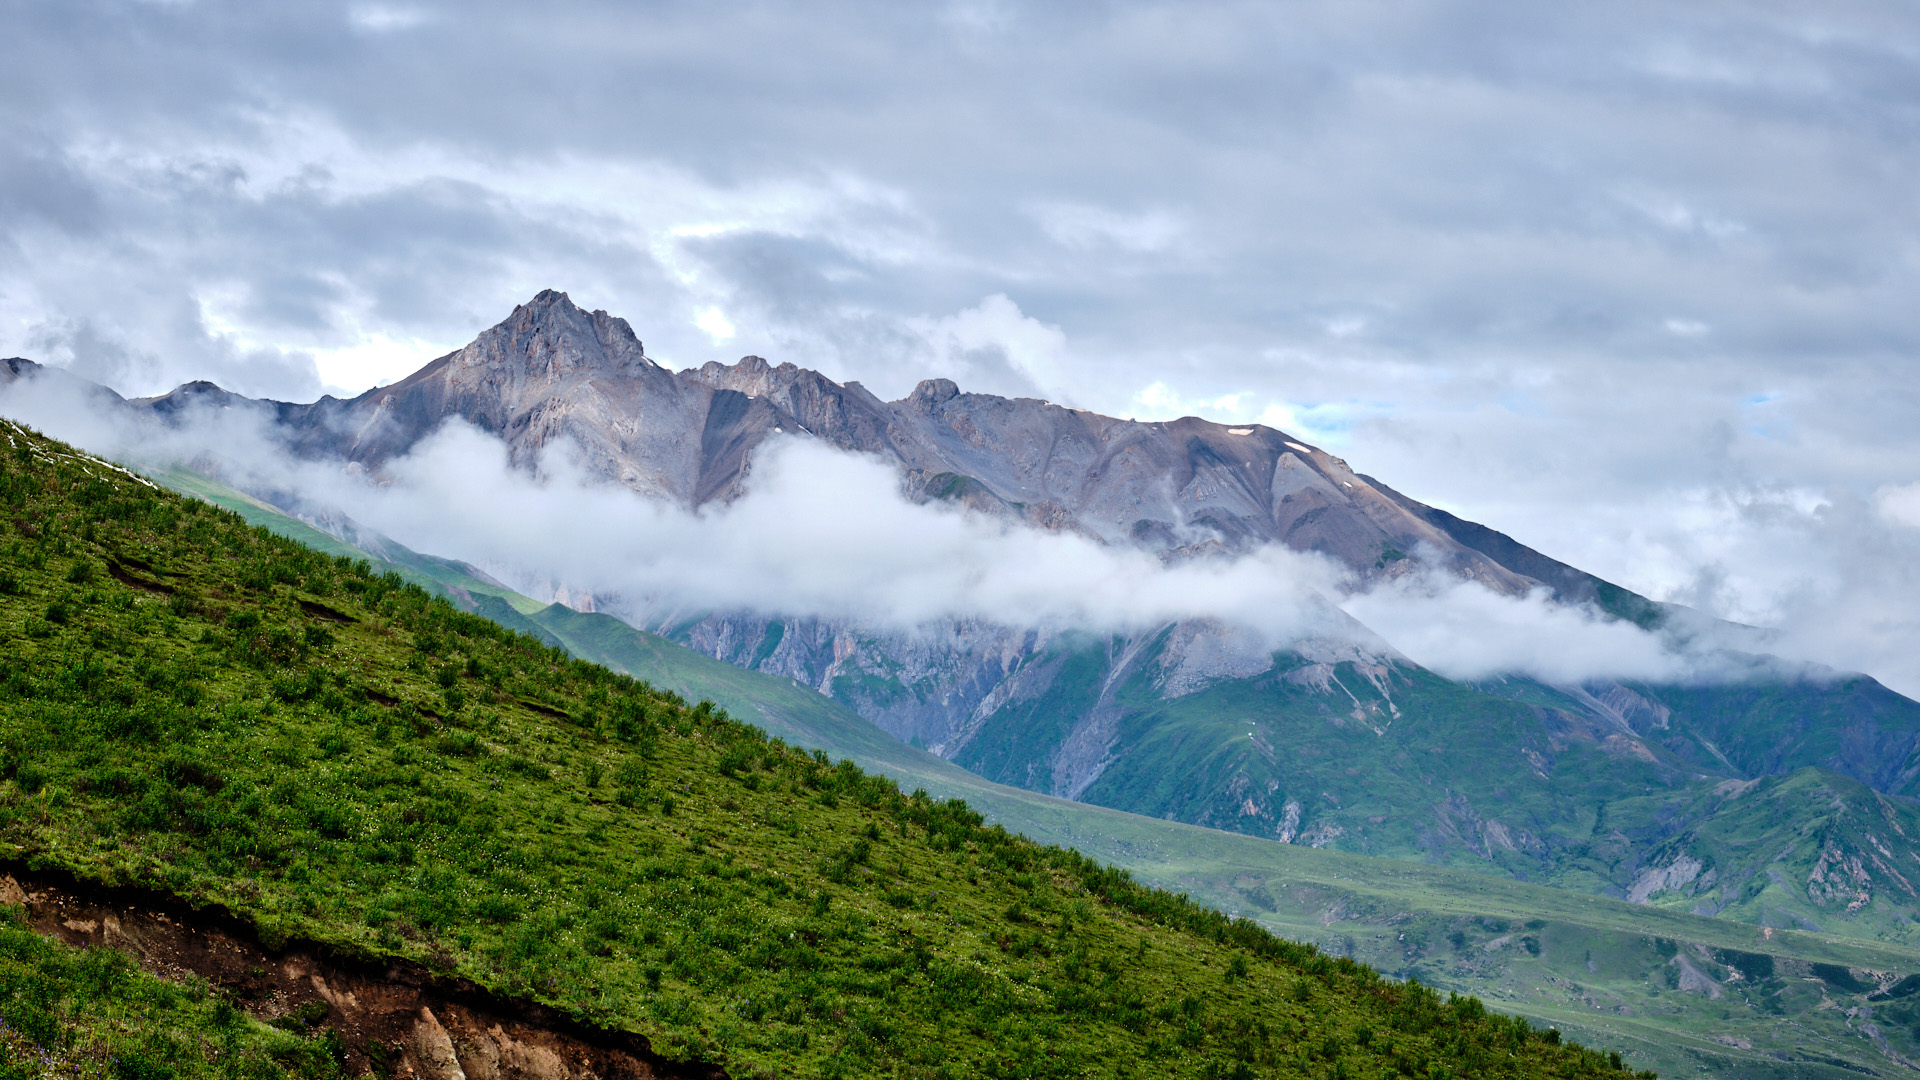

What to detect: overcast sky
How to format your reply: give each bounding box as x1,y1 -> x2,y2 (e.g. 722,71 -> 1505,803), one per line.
5,0 -> 1920,690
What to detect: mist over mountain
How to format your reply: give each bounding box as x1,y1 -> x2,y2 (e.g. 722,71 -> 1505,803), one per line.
96,294 -> 1662,599
9,292 -> 1920,932
134,290 -> 1669,606
2,290 -> 1720,682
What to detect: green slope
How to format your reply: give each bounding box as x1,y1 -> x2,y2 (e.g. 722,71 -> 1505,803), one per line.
2,419 -> 1650,1079
128,458 -> 1920,1079
149,465 -> 567,651
1641,677 -> 1920,797
659,594 -> 1920,957
908,628 -> 1920,954
0,910 -> 347,1080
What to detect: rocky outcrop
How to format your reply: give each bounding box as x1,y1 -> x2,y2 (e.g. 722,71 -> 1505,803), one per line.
638,603 -> 1405,800
1,867 -> 721,1080
1627,855 -> 1708,904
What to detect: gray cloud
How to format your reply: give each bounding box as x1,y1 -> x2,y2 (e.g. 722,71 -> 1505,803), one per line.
3,0 -> 1920,691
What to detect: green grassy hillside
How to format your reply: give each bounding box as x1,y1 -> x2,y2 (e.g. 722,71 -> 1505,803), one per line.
913,630 -> 1920,951
1642,677 -> 1920,797
148,456 -> 1920,1080
647,576 -> 1920,958
0,421 -> 1643,1078
0,907 -> 350,1080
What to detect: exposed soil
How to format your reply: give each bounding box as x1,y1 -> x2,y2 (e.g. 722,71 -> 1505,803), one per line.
103,557 -> 173,594
298,598 -> 359,623
1,864 -> 726,1080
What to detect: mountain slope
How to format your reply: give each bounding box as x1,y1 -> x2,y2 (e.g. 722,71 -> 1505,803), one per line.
113,292 -> 1584,591
16,295 -> 1920,932
132,452 -> 1920,1080
180,459 -> 1920,956
13,290 -> 1920,962
642,604 -> 1920,950
0,417 -> 1653,1080
92,291 -> 1920,799
143,457 -> 1920,922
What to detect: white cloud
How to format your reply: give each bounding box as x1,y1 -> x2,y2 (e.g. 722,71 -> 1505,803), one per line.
1340,562 -> 1684,685
905,294 -> 1070,402
1123,382 -> 1349,447
1878,482 -> 1920,529
0,374 -> 1746,689
285,425 -> 1825,688
695,307 -> 737,343
9,113 -> 934,395
347,5 -> 434,33
336,427 -> 1350,639
307,333 -> 448,394
1032,203 -> 1185,254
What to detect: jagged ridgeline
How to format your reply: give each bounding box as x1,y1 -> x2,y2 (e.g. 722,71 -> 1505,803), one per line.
0,419 -> 1643,1079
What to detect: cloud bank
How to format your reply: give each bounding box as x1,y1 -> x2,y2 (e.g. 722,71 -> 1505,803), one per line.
371,427 -> 1352,639
2,371 -> 1817,691
1340,564 -> 1687,686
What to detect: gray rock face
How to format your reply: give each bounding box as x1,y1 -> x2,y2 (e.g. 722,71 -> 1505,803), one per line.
221,291 -> 713,501
638,597 -> 1405,806
152,291 -> 1587,597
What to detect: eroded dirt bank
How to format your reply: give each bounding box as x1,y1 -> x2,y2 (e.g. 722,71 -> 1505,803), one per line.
1,865 -> 726,1080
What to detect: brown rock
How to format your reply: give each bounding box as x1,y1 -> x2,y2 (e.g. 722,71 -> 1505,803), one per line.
413,1007 -> 468,1080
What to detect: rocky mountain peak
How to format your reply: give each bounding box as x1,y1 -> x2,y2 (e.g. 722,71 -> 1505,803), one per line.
450,289 -> 654,382
96,293 -> 1636,607
907,378 -> 961,408
135,380 -> 248,418
687,355 -> 806,399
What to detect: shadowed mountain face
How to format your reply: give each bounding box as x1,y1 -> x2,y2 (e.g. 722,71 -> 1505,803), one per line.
15,291 -> 1920,941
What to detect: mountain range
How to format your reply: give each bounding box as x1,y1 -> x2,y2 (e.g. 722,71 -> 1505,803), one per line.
7,289 -> 1920,952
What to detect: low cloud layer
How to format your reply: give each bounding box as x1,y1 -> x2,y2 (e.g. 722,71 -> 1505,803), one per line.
1341,565 -> 1688,686
0,373 -> 1345,647
5,372 -> 1856,692
361,425 -> 1353,640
